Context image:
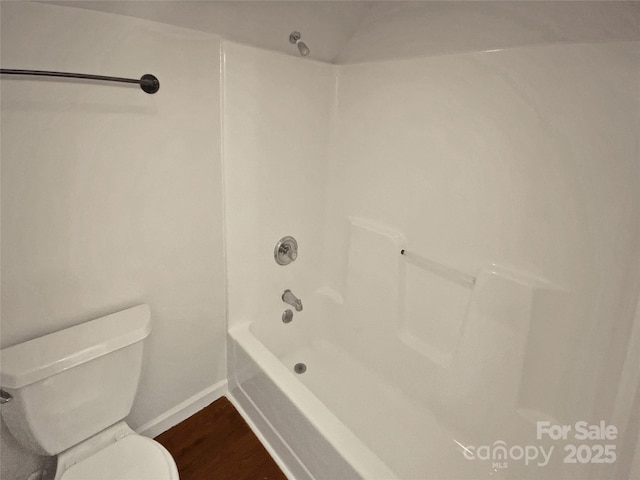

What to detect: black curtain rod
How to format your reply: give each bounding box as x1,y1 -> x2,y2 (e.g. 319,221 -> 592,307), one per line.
0,69 -> 160,94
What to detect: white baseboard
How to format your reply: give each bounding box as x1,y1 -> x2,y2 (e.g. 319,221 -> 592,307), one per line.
136,379 -> 228,438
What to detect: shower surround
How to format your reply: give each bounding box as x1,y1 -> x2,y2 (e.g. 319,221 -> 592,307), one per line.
223,39 -> 639,479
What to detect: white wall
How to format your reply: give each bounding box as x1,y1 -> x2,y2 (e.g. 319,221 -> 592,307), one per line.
220,22 -> 639,479
216,16 -> 640,480
221,30 -> 640,478
1,3 -> 225,479
336,1 -> 640,64
222,41 -> 334,337
323,40 -> 639,476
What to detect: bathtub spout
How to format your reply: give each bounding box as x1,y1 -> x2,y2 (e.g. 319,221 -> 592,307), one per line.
282,289 -> 303,312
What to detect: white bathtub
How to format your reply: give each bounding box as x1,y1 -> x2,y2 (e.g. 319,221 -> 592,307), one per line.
224,219 -> 582,479
227,314 -> 501,480
227,266 -> 575,480
228,320 -> 395,480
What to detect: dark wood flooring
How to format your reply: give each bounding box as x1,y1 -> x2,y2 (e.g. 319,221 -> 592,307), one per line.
155,396 -> 287,480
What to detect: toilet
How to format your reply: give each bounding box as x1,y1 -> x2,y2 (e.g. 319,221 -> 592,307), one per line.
0,304 -> 179,480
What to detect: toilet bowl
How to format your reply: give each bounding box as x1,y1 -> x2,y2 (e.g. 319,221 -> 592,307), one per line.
54,422 -> 178,480
0,305 -> 179,480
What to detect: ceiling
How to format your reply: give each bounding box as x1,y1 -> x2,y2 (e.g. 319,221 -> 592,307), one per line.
43,1 -> 640,64
45,0 -> 373,63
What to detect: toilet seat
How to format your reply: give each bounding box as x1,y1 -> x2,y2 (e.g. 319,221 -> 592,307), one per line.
60,435 -> 179,480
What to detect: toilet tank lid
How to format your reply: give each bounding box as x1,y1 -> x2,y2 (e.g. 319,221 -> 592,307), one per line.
0,305 -> 151,389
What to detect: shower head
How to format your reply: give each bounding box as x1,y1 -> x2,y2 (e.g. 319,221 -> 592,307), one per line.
297,41 -> 310,57
289,31 -> 310,57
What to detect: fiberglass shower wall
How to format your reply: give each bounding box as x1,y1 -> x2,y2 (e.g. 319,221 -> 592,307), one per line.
223,33 -> 640,479
321,40 -> 640,477
222,41 -> 335,335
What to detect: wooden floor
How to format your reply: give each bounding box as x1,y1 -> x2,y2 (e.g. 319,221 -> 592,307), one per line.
155,396 -> 287,480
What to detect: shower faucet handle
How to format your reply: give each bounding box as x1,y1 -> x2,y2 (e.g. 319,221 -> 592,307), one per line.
274,236 -> 298,265
282,244 -> 297,261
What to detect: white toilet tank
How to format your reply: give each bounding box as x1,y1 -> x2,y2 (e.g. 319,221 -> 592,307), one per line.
0,305 -> 151,456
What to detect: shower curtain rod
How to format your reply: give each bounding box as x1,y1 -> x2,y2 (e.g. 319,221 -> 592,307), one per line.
0,69 -> 160,94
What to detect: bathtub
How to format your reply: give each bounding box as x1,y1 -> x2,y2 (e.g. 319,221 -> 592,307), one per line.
227,264 -> 571,480
227,308 -> 497,480
224,220 -> 576,479
228,319 -> 395,480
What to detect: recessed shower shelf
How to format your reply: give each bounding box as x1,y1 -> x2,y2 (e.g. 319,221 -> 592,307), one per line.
400,249 -> 475,287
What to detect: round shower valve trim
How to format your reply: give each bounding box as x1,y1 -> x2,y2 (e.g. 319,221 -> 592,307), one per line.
274,236 -> 298,265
